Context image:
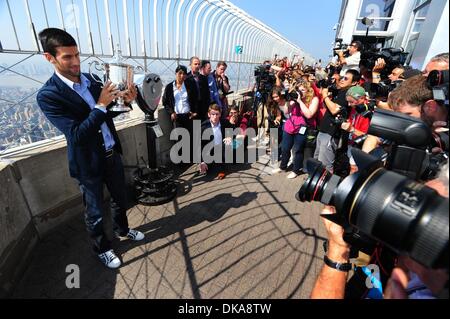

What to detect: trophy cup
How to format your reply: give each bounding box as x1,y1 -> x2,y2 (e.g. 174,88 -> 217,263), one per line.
89,44 -> 143,112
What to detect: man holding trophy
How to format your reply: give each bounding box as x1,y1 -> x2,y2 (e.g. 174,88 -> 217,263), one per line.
37,28 -> 144,269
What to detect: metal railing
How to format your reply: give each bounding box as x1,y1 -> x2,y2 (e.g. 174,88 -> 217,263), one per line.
0,0 -> 315,155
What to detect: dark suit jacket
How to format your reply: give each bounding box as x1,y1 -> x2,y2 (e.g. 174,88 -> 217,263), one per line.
200,119 -> 233,163
162,80 -> 198,116
36,73 -> 122,179
187,72 -> 211,121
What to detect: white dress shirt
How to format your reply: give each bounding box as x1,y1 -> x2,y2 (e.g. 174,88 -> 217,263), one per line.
173,82 -> 190,114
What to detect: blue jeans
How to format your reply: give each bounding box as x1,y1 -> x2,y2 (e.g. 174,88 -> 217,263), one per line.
78,152 -> 129,254
280,130 -> 306,174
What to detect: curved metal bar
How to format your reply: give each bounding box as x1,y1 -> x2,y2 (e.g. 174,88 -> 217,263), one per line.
199,4 -> 217,58
175,0 -> 186,59
210,8 -> 230,60
222,15 -> 240,62
164,0 -> 173,58
204,5 -> 222,59
184,0 -> 202,59
215,11 -> 234,61
193,2 -> 212,56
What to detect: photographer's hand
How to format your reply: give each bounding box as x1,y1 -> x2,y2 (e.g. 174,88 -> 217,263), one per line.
310,207 -> 350,299
341,121 -> 352,132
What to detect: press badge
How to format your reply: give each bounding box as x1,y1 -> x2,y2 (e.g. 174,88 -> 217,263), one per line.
299,127 -> 307,135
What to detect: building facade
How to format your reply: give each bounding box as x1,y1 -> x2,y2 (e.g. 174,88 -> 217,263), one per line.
335,0 -> 449,70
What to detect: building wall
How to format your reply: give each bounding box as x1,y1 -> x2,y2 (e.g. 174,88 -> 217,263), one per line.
336,0 -> 449,69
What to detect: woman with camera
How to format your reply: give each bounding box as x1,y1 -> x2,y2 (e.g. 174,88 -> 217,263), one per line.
272,82 -> 319,179
295,80 -> 320,169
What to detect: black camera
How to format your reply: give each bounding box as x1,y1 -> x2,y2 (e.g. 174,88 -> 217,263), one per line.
360,47 -> 408,75
254,65 -> 276,95
355,100 -> 376,119
285,89 -> 300,101
369,80 -> 403,99
427,69 -> 449,105
369,109 -> 448,181
297,149 -> 449,270
333,38 -> 350,58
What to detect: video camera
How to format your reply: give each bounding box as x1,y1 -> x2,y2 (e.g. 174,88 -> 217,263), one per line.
333,38 -> 350,58
254,64 -> 276,95
360,47 -> 409,75
369,109 -> 448,181
427,69 -> 449,105
297,148 -> 449,270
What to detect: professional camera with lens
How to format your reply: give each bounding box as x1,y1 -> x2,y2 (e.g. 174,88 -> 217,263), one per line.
369,109 -> 448,181
317,79 -> 340,98
297,148 -> 449,270
369,80 -> 403,99
355,99 -> 376,119
427,69 -> 449,105
254,65 -> 276,94
284,89 -> 302,102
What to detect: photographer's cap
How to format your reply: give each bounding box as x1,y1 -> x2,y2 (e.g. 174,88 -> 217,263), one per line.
346,86 -> 366,99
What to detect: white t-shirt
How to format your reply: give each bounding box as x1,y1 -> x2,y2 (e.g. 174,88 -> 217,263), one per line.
340,51 -> 361,76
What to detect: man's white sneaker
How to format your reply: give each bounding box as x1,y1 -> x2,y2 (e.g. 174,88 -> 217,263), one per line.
116,229 -> 145,241
98,249 -> 121,269
271,168 -> 283,174
287,172 -> 298,179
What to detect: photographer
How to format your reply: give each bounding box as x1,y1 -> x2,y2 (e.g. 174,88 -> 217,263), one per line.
338,41 -> 362,76
388,75 -> 448,136
315,69 -> 361,172
423,52 -> 448,76
272,83 -> 318,179
212,61 -> 231,118
341,86 -> 372,173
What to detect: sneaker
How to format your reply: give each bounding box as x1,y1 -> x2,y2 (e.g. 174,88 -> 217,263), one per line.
287,172 -> 298,179
217,172 -> 226,180
271,167 -> 283,174
116,229 -> 145,241
98,249 -> 121,269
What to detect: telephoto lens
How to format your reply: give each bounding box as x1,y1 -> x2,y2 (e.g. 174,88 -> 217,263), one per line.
297,149 -> 449,269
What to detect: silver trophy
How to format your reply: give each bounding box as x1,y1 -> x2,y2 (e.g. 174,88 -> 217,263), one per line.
89,45 -> 143,112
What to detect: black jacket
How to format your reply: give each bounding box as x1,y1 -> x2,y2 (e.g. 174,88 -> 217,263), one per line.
162,80 -> 198,115
200,119 -> 233,163
187,72 -> 211,121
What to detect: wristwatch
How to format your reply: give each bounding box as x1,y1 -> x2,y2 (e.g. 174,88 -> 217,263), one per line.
324,255 -> 353,272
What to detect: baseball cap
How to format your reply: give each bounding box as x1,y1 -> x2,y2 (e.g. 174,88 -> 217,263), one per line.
346,85 -> 366,99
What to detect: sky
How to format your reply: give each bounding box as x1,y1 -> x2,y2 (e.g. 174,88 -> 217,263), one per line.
229,0 -> 343,63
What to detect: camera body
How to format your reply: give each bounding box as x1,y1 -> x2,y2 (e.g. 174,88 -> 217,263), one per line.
369,80 -> 403,99
427,69 -> 449,105
333,38 -> 350,58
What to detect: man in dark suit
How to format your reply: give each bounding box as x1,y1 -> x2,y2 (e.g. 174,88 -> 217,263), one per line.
186,56 -> 211,121
199,104 -> 233,179
36,28 -> 144,269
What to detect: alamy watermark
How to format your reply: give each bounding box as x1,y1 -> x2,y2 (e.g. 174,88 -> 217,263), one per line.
65,264 -> 80,289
